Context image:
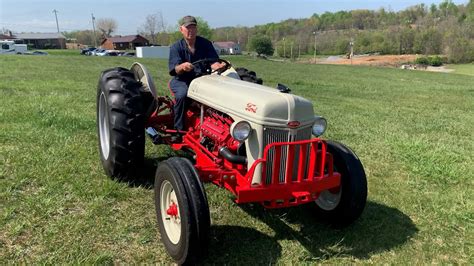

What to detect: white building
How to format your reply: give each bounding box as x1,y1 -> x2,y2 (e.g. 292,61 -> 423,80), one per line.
213,41 -> 241,55
136,46 -> 170,59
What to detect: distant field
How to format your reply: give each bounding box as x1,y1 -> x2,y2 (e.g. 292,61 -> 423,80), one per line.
447,63 -> 474,76
1,53 -> 473,264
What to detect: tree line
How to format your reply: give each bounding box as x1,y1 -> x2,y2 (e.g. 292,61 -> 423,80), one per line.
62,0 -> 473,63
216,0 -> 473,63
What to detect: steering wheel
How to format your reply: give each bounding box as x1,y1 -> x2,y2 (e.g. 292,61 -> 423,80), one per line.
191,58 -> 231,76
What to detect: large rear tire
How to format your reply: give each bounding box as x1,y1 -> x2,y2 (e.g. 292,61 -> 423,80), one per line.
154,157 -> 210,264
96,67 -> 152,180
235,67 -> 263,84
313,140 -> 367,227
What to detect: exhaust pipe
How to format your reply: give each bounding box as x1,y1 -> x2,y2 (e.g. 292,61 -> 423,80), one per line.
219,147 -> 247,165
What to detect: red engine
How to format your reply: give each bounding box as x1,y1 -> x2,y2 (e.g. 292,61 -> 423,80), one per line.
189,107 -> 241,154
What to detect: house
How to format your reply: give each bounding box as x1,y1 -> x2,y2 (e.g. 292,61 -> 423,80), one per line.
14,33 -> 66,49
213,41 -> 241,55
0,32 -> 15,40
100,35 -> 149,50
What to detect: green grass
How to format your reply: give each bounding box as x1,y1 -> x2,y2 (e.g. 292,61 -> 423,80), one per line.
447,63 -> 474,76
1,54 -> 473,264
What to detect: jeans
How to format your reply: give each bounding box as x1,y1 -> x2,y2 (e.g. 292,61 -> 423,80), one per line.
169,78 -> 190,131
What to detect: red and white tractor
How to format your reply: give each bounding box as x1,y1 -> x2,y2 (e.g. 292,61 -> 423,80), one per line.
96,59 -> 367,264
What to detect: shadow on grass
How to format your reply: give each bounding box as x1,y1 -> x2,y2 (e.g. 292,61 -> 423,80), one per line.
204,225 -> 282,264
126,157 -> 166,188
211,201 -> 418,263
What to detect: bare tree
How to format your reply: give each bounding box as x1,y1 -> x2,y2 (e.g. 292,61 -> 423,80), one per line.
141,12 -> 166,44
97,18 -> 118,38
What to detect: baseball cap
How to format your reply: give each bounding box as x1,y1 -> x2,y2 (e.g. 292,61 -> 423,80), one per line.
180,15 -> 197,27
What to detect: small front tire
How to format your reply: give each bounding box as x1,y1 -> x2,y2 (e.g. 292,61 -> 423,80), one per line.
313,140 -> 367,227
154,157 -> 210,264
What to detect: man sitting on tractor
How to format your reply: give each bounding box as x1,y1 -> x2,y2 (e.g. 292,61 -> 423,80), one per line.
168,15 -> 225,140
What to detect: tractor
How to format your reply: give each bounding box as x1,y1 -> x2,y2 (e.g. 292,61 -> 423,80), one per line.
96,59 -> 367,264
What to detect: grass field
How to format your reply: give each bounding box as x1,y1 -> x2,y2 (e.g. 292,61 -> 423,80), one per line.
1,52 -> 473,264
447,63 -> 474,76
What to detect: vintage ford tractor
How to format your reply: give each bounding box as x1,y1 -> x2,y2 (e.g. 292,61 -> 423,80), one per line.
96,59 -> 367,264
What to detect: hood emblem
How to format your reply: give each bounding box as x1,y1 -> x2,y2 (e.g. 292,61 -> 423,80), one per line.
245,103 -> 257,113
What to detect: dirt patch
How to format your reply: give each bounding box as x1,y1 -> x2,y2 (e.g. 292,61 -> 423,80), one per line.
316,54 -> 418,67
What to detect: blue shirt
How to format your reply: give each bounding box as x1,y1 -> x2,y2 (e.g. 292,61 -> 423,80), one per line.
168,36 -> 219,84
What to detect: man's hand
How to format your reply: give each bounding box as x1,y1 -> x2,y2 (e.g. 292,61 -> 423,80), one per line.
211,61 -> 226,71
176,62 -> 194,74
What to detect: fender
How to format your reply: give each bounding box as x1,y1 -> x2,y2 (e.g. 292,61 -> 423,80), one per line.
130,62 -> 158,98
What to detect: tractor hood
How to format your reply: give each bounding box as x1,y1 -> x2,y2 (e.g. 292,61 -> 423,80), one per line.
188,75 -> 315,126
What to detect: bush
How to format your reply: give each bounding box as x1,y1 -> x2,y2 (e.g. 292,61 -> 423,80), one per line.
415,56 -> 443,66
415,56 -> 430,65
249,35 -> 274,56
428,56 -> 443,66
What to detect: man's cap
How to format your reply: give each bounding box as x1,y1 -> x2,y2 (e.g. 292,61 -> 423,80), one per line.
180,15 -> 197,27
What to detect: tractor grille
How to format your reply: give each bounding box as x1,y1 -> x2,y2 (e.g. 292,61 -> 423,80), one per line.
263,126 -> 312,184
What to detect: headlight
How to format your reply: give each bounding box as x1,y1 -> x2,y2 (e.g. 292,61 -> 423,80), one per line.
230,121 -> 252,142
312,116 -> 327,136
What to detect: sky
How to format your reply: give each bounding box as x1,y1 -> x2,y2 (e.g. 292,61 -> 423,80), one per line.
0,0 -> 468,35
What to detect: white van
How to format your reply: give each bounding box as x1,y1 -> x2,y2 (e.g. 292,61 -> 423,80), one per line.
0,41 -> 28,54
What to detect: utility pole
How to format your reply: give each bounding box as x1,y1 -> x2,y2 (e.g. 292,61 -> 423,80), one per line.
445,0 -> 450,17
290,42 -> 293,59
53,9 -> 60,33
313,31 -> 317,63
91,13 -> 97,47
283,37 -> 286,58
350,38 -> 354,65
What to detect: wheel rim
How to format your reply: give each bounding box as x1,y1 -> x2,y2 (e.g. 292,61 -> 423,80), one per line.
98,92 -> 110,160
160,180 -> 181,244
315,188 -> 342,211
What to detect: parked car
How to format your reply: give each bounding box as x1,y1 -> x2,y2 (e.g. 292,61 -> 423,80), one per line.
119,52 -> 135,57
89,48 -> 106,56
97,50 -> 120,56
31,51 -> 48,56
103,51 -> 119,56
22,51 -> 48,56
81,47 -> 96,55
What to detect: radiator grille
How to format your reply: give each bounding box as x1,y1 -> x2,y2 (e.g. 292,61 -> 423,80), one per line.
263,126 -> 312,184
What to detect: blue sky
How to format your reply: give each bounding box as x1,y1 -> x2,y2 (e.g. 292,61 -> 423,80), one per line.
0,0 -> 468,34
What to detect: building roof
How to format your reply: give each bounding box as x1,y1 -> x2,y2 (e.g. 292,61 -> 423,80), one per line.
213,41 -> 238,49
0,34 -> 15,40
104,35 -> 148,43
14,33 -> 66,39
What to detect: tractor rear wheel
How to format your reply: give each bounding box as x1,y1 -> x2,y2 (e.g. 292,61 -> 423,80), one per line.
96,67 -> 153,181
154,157 -> 210,264
235,67 -> 263,84
313,140 -> 367,227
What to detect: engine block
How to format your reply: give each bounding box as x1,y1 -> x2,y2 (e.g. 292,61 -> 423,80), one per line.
200,109 -> 239,152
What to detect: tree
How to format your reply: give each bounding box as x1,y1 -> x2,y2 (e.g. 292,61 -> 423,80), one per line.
97,18 -> 118,38
141,12 -> 165,44
196,17 -> 213,40
170,17 -> 213,41
467,0 -> 474,21
249,35 -> 274,56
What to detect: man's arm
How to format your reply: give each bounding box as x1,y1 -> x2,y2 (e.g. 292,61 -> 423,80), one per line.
169,43 -> 194,76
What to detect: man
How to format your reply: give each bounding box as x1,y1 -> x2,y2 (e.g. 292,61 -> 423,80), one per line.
168,15 -> 224,137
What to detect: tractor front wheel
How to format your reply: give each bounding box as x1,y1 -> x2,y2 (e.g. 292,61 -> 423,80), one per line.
313,140 -> 367,227
154,157 -> 210,264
